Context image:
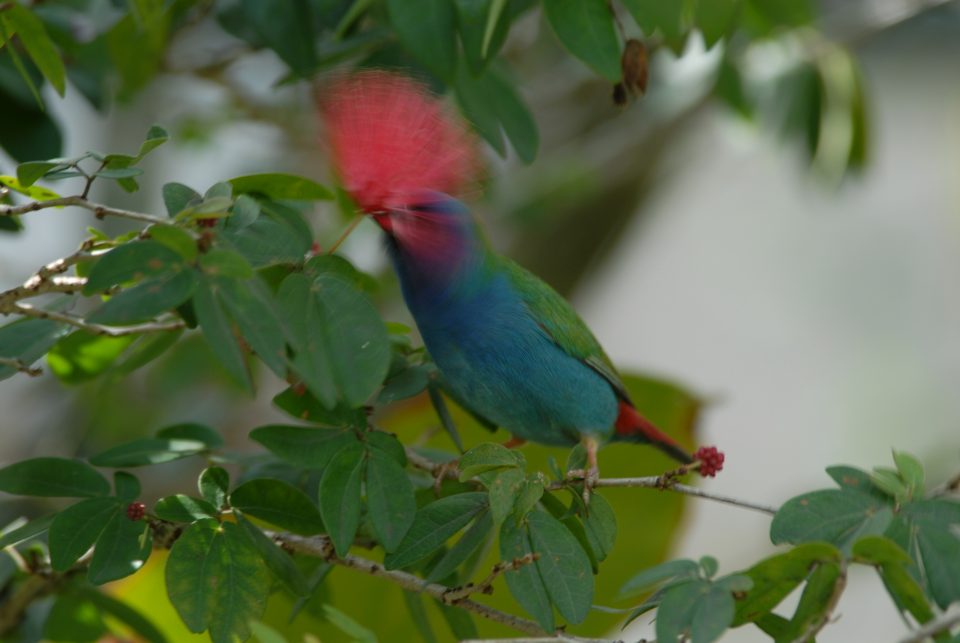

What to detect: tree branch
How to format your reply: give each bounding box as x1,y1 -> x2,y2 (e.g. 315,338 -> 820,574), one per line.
0,357 -> 42,376
275,532 -> 598,640
0,196 -> 170,226
898,604 -> 960,643
3,302 -> 185,337
441,553 -> 539,603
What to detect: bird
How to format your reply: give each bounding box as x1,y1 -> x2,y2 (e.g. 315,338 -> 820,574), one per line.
320,71 -> 703,488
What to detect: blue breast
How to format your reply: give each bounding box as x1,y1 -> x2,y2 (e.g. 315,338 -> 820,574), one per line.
394,255 -> 618,446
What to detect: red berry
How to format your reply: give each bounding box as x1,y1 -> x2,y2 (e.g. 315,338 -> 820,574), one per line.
694,446 -> 725,477
126,502 -> 146,521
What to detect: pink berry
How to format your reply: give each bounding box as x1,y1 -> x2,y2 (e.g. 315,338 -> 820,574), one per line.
126,502 -> 146,521
694,446 -> 725,477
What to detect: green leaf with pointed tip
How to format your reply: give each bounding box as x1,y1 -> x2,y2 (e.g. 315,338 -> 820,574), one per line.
0,457 -> 110,497
154,494 -> 219,523
499,514 -> 554,632
199,467 -> 230,510
454,65 -> 539,163
691,584 -> 736,643
655,579 -> 706,643
365,447 -> 416,552
231,478 -> 325,535
892,451 -> 925,496
619,558 -> 700,599
4,4 -> 66,96
778,562 -> 842,642
482,467 -> 525,527
732,542 -> 842,626
426,510 -> 493,583
622,0 -> 687,43
156,423 -> 223,449
542,0 -> 620,81
89,438 -> 207,467
853,536 -> 934,624
0,514 -> 55,549
459,442 -> 524,480
318,444 -> 365,555
871,467 -> 908,499
83,241 -> 184,294
16,160 -> 59,187
113,330 -> 183,376
367,431 -> 408,465
114,472 -> 140,502
214,277 -> 288,377
454,0 -> 512,74
87,269 -> 197,325
235,513 -> 309,597
527,509 -> 594,623
87,508 -> 152,584
580,493 -> 617,562
193,274 -> 250,390
386,493 -> 488,570
166,520 -> 270,643
162,183 -> 201,217
49,497 -> 119,571
228,173 -> 332,200
696,0 -> 740,48
771,489 -> 892,551
250,424 -> 358,470
272,388 -> 369,429
826,465 -> 885,499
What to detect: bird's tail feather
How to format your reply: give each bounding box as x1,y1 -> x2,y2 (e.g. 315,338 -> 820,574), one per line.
613,400 -> 693,464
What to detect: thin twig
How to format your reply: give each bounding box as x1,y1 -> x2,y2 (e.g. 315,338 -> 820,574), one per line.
326,213 -> 364,255
930,470 -> 960,498
898,604 -> 960,643
789,561 -> 847,643
3,303 -> 184,337
276,533 -> 565,638
442,553 -> 539,603
0,357 -> 42,377
0,196 -> 169,226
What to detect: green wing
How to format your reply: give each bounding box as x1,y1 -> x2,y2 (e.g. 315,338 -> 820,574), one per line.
499,257 -> 631,402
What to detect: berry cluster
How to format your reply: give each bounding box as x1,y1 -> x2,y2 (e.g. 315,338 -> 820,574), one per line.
694,446 -> 725,477
126,502 -> 146,521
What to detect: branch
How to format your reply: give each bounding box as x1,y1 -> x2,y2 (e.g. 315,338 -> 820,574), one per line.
441,553 -> 539,603
931,470 -> 960,498
4,302 -> 185,337
0,357 -> 42,376
0,196 -> 170,226
276,532 -> 606,640
898,604 -> 960,643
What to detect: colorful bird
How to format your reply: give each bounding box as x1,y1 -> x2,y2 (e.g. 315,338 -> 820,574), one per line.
321,72 -> 709,486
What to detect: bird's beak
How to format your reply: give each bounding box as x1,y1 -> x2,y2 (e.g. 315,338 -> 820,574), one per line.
371,211 -> 394,233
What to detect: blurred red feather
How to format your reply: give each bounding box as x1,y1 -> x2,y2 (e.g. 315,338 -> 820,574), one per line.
319,71 -> 479,213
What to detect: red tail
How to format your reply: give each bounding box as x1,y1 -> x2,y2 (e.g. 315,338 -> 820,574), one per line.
319,71 -> 479,214
614,400 -> 693,464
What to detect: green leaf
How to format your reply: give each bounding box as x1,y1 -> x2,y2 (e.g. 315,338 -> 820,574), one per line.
499,515 -> 554,632
454,0 -> 512,74
696,0 -> 740,48
454,64 -> 539,163
0,457 -> 110,497
900,499 -> 960,609
542,0 -> 621,81
619,558 -> 700,599
49,497 -> 118,571
852,535 -> 912,565
230,478 -> 325,535
154,494 -> 219,523
250,424 -> 359,469
0,174 -> 60,200
16,159 -> 58,186
623,0 -> 687,43
136,125 -> 169,160
580,492 -> 617,562
114,472 -> 141,502
770,488 -> 892,551
892,451 -> 925,496
235,513 -> 309,597
378,363 -> 430,404
527,509 -> 594,623
459,442 -> 524,480
95,167 -> 144,179
732,542 -> 841,626
777,563 -> 842,642
853,536 -> 935,624
321,604 -> 378,643
199,467 -> 230,510
156,423 -> 224,449
193,274 -> 250,390
228,173 -> 332,200
83,241 -> 184,294
230,194 -> 260,227
386,0 -> 458,80
426,510 -> 493,583
89,438 -> 207,467
691,585 -> 736,643
214,277 -> 288,377
166,520 -> 270,643
402,590 -> 438,643
76,587 -> 167,643
655,580 -> 707,643
44,593 -> 107,641
365,447 -> 417,551
386,492 -> 488,569
826,465 -> 885,499
113,329 -> 183,375
871,467 -> 908,499
4,4 -> 67,96
700,555 -> 719,578
484,467 -> 526,527
87,269 -> 197,325
162,182 -> 201,217
236,0 -> 317,77
318,444 -> 365,555
273,386 -> 369,428
47,332 -> 136,384
281,273 -> 392,408
0,318 -> 67,381
87,507 -> 152,584
0,514 -> 55,549
199,248 -> 254,279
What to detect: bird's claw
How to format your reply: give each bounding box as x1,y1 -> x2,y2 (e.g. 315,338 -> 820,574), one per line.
565,466 -> 600,505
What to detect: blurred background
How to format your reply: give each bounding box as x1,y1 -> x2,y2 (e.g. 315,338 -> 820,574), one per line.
1,0 -> 959,641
